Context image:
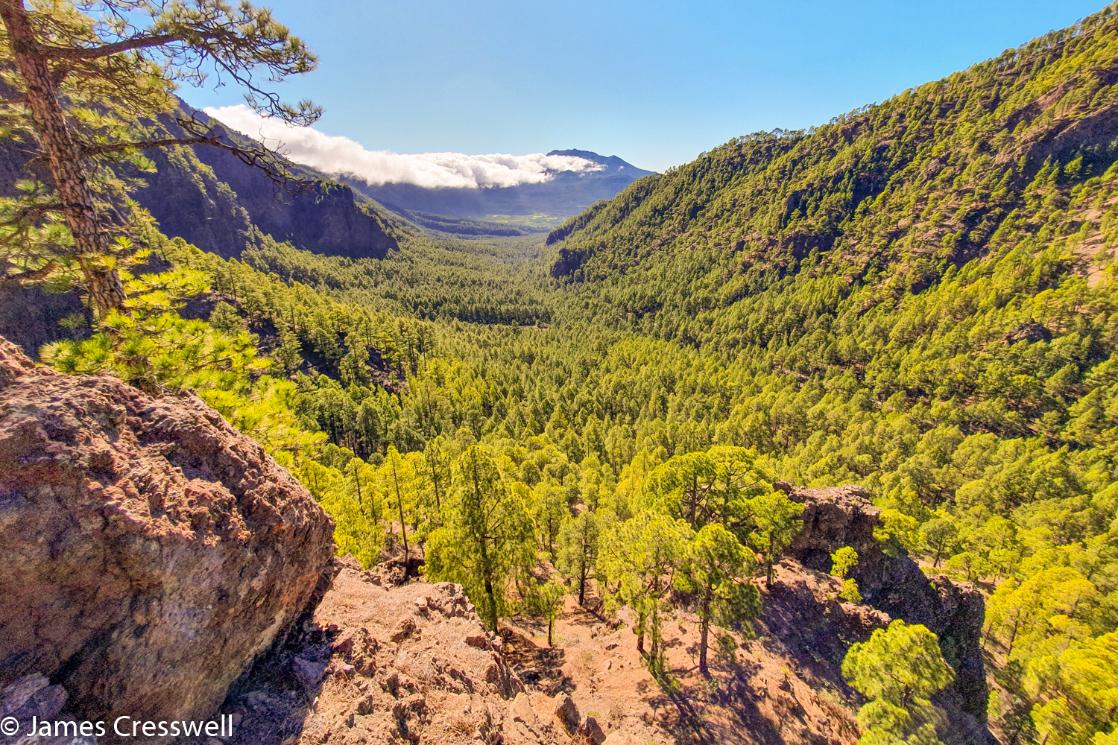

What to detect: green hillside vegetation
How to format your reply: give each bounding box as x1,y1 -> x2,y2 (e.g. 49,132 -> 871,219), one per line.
2,1 -> 1118,744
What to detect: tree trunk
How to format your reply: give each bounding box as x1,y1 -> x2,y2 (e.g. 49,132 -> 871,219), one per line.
0,0 -> 126,317
766,534 -> 775,587
698,593 -> 711,677
353,462 -> 366,519
429,460 -> 441,512
1005,614 -> 1021,656
577,564 -> 587,606
390,461 -> 410,575
482,570 -> 498,633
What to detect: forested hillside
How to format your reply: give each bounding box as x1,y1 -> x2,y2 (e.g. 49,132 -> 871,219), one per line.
1,1 -> 1116,744
534,6 -> 1118,742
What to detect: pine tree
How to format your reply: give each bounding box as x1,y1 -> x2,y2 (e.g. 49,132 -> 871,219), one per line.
425,445 -> 532,632
831,546 -> 862,603
0,0 -> 318,315
530,482 -> 569,557
842,620 -> 955,745
526,577 -> 566,647
744,491 -> 804,587
383,446 -> 413,573
556,510 -> 603,606
682,523 -> 759,677
597,511 -> 692,668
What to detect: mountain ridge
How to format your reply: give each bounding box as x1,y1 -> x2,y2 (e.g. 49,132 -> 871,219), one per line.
131,100 -> 405,260
548,5 -> 1118,296
346,148 -> 654,228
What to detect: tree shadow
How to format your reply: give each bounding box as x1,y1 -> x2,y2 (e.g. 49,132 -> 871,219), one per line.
499,627 -> 575,696
192,621 -> 336,745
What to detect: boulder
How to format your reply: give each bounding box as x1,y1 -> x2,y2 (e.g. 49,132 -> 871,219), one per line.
577,716 -> 607,744
554,694 -> 580,734
0,337 -> 334,738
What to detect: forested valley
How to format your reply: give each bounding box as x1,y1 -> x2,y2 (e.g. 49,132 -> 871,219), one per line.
1,1 -> 1117,744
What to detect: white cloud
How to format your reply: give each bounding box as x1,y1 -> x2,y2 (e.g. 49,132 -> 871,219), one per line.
203,104 -> 602,190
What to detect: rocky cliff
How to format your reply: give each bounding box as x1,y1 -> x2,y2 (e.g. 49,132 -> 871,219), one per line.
132,105 -> 400,260
0,101 -> 400,263
787,485 -> 989,742
0,337 -> 334,740
0,280 -> 89,359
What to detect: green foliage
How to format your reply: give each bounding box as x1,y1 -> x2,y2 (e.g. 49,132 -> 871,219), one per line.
843,621 -> 955,745
530,482 -> 570,557
831,546 -> 859,578
682,523 -> 760,676
831,546 -> 862,603
1027,631 -> 1118,745
597,511 -> 693,668
744,491 -> 805,587
0,0 -> 318,314
844,620 -> 955,706
424,445 -> 534,631
526,577 -> 567,647
919,516 -> 960,568
556,510 -> 604,606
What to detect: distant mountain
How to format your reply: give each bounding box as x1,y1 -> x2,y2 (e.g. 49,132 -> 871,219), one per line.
0,99 -> 403,261
345,150 -> 654,230
130,102 -> 401,259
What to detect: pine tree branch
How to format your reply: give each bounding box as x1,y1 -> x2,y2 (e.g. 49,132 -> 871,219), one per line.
80,134 -> 221,156
2,259 -> 57,283
34,32 -> 179,61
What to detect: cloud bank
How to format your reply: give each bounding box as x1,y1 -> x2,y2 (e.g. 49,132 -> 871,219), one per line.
204,104 -> 602,190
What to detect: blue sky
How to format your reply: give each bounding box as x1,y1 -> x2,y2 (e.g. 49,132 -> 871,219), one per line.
184,0 -> 1108,172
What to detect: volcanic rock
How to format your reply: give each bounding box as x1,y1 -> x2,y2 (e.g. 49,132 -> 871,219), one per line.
788,485 -> 989,741
0,337 -> 334,739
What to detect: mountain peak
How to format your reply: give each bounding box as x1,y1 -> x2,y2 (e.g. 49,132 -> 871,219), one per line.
547,149 -> 652,174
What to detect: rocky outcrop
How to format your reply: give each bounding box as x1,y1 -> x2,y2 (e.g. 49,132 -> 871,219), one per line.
0,337 -> 334,739
212,561 -> 579,745
131,102 -> 399,261
0,673 -> 95,744
786,485 -> 989,742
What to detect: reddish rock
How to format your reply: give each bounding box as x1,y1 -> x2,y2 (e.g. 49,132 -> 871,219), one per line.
577,716 -> 606,744
217,562 -> 547,745
554,695 -> 580,734
0,337 -> 334,737
787,485 -> 989,743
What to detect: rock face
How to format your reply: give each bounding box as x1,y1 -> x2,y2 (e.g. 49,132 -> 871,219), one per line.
787,485 -> 989,742
0,337 -> 334,736
215,561 -> 577,745
132,102 -> 399,261
0,101 -> 399,263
